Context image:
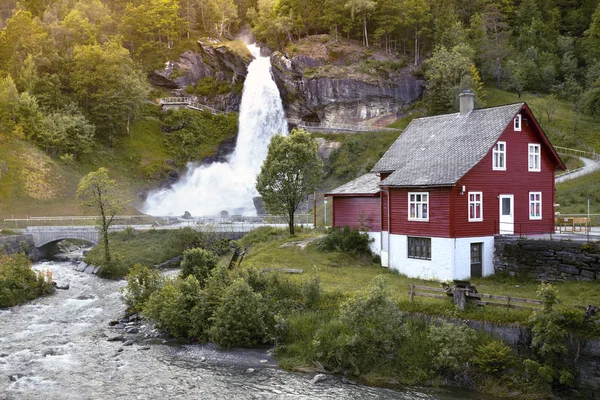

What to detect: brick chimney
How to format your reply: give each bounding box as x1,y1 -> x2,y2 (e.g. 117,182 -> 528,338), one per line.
459,90 -> 475,117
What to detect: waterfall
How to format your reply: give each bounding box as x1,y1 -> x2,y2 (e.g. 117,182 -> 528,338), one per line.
144,44 -> 288,216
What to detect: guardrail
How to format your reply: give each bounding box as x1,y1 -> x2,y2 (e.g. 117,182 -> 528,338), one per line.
554,145 -> 600,162
159,97 -> 224,114
288,118 -> 402,133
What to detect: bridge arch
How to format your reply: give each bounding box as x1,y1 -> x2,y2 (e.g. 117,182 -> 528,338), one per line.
25,227 -> 99,248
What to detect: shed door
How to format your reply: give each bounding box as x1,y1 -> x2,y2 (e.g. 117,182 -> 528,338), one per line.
499,195 -> 514,234
470,243 -> 483,278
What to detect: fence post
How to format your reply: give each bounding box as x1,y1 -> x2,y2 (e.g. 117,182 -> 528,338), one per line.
409,284 -> 414,302
507,296 -> 511,310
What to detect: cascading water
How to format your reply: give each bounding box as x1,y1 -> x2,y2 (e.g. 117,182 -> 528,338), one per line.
144,44 -> 288,216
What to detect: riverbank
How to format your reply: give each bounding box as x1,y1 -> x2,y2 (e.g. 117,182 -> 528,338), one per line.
1,258 -> 479,400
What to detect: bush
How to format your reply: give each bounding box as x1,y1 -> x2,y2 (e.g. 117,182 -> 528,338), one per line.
180,248 -> 219,285
427,322 -> 477,376
316,226 -> 372,255
0,254 -> 54,307
209,278 -> 267,349
143,276 -> 203,338
474,340 -> 514,374
312,276 -> 405,374
121,264 -> 163,313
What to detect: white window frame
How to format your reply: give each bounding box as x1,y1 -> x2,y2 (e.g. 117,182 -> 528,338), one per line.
528,143 -> 541,172
468,192 -> 483,222
408,192 -> 429,221
514,114 -> 522,131
529,192 -> 542,220
492,141 -> 506,171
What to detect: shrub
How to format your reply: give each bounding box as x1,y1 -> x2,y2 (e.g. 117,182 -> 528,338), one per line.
143,275 -> 203,338
526,283 -> 574,386
312,276 -> 405,374
316,226 -> 372,255
209,278 -> 267,349
180,248 -> 219,285
474,340 -> 514,374
0,254 -> 54,307
121,264 -> 163,313
427,322 -> 477,376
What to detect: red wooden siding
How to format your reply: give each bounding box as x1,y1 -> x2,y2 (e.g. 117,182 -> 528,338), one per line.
381,190 -> 389,231
332,196 -> 381,231
389,188 -> 452,237
453,113 -> 558,237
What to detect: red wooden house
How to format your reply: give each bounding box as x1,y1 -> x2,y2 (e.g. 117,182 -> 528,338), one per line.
327,92 -> 565,281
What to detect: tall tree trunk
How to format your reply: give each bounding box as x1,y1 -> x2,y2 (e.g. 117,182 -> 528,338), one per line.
363,14 -> 369,47
414,28 -> 419,66
288,210 -> 295,235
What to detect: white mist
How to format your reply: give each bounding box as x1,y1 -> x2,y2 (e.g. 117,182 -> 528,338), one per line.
144,44 -> 288,216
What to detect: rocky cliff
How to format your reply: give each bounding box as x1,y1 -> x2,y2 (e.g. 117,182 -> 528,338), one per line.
270,35 -> 425,126
149,39 -> 252,112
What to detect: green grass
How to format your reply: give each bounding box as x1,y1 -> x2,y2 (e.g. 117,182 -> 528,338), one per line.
556,170 -> 600,215
484,86 -> 600,152
241,230 -> 600,333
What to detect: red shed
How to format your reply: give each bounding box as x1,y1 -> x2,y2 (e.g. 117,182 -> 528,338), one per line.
326,173 -> 382,255
334,92 -> 565,280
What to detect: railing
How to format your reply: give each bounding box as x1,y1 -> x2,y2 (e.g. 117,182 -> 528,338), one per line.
494,217 -> 600,242
287,118 -> 402,133
408,284 -> 543,311
1,213 -> 315,230
159,97 -> 224,114
554,146 -> 600,162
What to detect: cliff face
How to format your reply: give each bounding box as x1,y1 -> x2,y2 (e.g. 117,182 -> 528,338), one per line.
149,40 -> 252,112
270,36 -> 425,126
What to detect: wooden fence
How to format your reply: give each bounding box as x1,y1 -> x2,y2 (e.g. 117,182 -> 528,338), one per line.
408,284 -> 543,311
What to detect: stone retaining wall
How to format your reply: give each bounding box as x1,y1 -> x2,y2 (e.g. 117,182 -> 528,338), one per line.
0,234 -> 43,261
494,236 -> 600,281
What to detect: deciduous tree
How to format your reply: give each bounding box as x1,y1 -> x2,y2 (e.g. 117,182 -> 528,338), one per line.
256,128 -> 323,235
77,167 -> 125,272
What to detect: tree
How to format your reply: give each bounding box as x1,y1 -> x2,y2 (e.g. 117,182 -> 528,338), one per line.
256,128 -> 323,235
70,38 -> 150,142
345,0 -> 376,48
583,3 -> 600,65
76,167 -> 125,272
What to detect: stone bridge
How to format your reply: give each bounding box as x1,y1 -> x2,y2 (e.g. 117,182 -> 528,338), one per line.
24,226 -> 101,247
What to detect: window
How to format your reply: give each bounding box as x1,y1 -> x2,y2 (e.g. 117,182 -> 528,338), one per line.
408,237 -> 431,260
492,141 -> 506,170
528,144 -> 541,172
514,114 -> 522,131
408,192 -> 429,221
529,192 -> 542,220
468,192 -> 483,221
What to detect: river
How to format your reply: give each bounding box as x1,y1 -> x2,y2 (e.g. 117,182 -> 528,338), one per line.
0,259 -> 480,400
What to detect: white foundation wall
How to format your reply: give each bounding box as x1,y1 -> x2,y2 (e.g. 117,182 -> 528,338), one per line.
451,236 -> 495,279
387,234 -> 495,281
368,232 -> 381,256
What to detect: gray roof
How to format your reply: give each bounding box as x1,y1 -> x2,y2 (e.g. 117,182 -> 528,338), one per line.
373,103 -> 524,187
327,173 -> 380,195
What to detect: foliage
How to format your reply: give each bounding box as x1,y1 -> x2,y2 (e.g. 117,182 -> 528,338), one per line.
427,322 -> 477,376
161,108 -> 238,166
143,275 -> 203,338
76,167 -> 125,275
71,38 -> 151,142
316,226 -> 372,255
208,278 -> 267,348
121,264 -> 163,313
525,283 -> 574,386
256,128 -> 323,234
474,340 -> 514,374
0,253 -> 54,307
179,248 -> 219,286
235,226 -> 290,248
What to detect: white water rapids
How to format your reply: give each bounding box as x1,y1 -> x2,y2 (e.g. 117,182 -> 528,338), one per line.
144,44 -> 288,217
0,258 -> 474,399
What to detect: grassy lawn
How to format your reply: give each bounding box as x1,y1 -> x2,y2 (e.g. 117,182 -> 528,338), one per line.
241,230 -> 600,332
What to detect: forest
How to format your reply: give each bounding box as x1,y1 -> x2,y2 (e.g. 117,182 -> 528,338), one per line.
0,0 -> 599,160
